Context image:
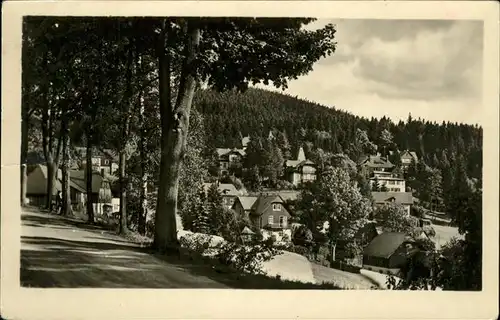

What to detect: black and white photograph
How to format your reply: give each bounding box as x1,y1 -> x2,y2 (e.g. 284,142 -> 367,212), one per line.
1,1 -> 499,319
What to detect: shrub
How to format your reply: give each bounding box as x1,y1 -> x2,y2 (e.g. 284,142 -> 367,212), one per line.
423,225 -> 436,237
231,177 -> 244,190
275,180 -> 295,190
215,238 -> 283,275
411,205 -> 427,219
292,225 -> 313,247
177,231 -> 282,275
281,233 -> 291,243
179,233 -> 215,256
330,260 -> 361,274
290,245 -> 310,257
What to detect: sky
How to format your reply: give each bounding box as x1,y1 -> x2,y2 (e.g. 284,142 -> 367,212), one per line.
256,19 -> 484,125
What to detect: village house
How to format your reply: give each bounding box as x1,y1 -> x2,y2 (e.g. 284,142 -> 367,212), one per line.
69,169 -> 116,214
358,154 -> 395,177
216,148 -> 246,176
362,232 -> 419,275
26,164 -> 117,214
372,191 -> 414,215
26,164 -> 65,207
74,147 -> 119,176
232,194 -> 292,243
400,150 -> 419,169
370,170 -> 406,192
284,147 -> 317,186
203,182 -> 245,208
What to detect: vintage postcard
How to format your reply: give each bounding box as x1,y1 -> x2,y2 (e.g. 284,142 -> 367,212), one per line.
1,1 -> 499,319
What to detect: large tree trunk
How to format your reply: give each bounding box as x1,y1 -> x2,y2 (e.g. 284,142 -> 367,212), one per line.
46,160 -> 56,211
43,143 -> 62,212
61,122 -> 73,216
138,93 -> 147,235
86,135 -> 94,223
118,43 -> 135,235
154,20 -> 200,252
139,171 -> 148,235
118,151 -> 128,233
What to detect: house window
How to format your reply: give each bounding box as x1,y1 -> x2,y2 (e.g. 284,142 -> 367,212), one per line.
268,215 -> 274,225
272,203 -> 281,211
279,216 -> 287,228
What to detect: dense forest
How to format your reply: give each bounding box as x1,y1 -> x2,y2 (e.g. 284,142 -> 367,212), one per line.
194,87 -> 483,180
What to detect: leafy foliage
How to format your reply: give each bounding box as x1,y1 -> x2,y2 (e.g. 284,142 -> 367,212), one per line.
215,238 -> 283,275
295,167 -> 372,261
374,202 -> 418,234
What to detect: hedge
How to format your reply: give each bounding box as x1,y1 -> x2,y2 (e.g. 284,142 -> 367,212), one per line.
330,260 -> 361,274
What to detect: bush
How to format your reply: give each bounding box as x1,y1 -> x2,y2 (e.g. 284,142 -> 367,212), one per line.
292,225 -> 313,247
411,205 -> 427,219
281,233 -> 291,243
330,260 -> 361,274
215,238 -> 283,275
177,232 -> 282,275
178,233 -> 220,258
231,177 -> 244,190
275,180 -> 295,190
290,245 -> 310,257
423,225 -> 436,237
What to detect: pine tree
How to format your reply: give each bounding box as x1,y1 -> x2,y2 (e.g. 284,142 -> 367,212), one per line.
243,165 -> 262,192
206,183 -> 225,235
276,130 -> 292,160
258,139 -> 285,186
192,184 -> 210,234
356,173 -> 372,199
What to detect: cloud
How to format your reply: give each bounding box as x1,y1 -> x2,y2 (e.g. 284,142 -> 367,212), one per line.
353,20 -> 483,100
258,19 -> 483,125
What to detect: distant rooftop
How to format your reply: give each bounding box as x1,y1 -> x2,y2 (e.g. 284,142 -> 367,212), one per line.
372,191 -> 414,205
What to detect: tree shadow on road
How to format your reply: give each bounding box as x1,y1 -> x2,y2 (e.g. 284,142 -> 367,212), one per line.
21,235 -> 230,288
22,211 -> 116,233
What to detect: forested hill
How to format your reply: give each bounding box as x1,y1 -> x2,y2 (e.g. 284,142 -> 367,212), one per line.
193,87 -> 483,179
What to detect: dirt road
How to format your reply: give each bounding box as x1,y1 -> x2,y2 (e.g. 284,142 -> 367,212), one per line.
21,208 -> 231,288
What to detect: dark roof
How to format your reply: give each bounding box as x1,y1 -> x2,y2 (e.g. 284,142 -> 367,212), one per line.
26,165 -> 103,195
69,170 -> 107,194
363,232 -> 408,258
372,192 -> 414,205
252,195 -> 284,215
26,164 -> 62,195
